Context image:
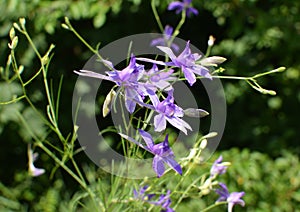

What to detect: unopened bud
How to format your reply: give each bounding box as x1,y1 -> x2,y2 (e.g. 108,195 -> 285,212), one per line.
19,18 -> 26,28
275,67 -> 286,73
64,17 -> 70,25
7,54 -> 12,66
18,65 -> 24,75
13,23 -> 21,32
199,139 -> 207,150
103,89 -> 116,117
208,35 -> 216,46
202,132 -> 218,139
9,27 -> 15,40
61,23 -> 70,30
261,89 -> 276,96
184,108 -> 209,118
8,36 -> 18,49
200,56 -> 227,67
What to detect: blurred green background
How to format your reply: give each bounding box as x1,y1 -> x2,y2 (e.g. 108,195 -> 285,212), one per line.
0,0 -> 299,211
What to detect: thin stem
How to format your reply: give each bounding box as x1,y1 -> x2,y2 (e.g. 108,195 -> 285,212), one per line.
170,9 -> 186,44
151,0 -> 164,33
173,174 -> 206,209
201,201 -> 227,212
65,18 -> 114,71
0,95 -> 26,105
21,28 -> 65,142
36,142 -> 104,211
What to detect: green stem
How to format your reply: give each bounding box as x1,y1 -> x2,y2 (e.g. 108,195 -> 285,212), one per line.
173,174 -> 206,210
151,0 -> 164,33
37,142 -> 104,211
201,201 -> 227,212
65,18 -> 114,71
0,95 -> 26,105
170,10 -> 186,44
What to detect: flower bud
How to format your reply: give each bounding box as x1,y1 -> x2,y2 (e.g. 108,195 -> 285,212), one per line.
208,35 -> 216,46
103,89 -> 116,117
202,132 -> 218,139
200,56 -> 227,67
7,54 -> 12,66
184,108 -> 209,118
18,65 -> 24,75
64,17 -> 70,25
13,23 -> 21,31
9,27 -> 15,40
19,18 -> 26,28
8,36 -> 18,49
61,23 -> 70,30
199,139 -> 207,150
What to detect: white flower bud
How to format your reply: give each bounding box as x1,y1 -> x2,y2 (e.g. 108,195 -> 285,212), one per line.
7,54 -> 12,66
9,27 -> 15,40
103,89 -> 116,117
8,36 -> 18,49
19,18 -> 26,28
61,23 -> 70,30
18,65 -> 24,75
199,139 -> 207,150
208,35 -> 216,46
13,23 -> 21,31
184,108 -> 209,118
202,132 -> 218,139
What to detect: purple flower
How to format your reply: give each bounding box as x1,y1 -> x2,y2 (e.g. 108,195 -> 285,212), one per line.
143,64 -> 176,91
150,89 -> 192,134
158,41 -> 212,85
133,185 -> 155,201
133,186 -> 174,212
210,156 -> 228,177
74,55 -> 148,113
28,144 -> 45,177
215,183 -> 245,212
120,130 -> 182,177
151,25 -> 179,52
168,0 -> 199,17
150,190 -> 174,212
137,41 -> 212,86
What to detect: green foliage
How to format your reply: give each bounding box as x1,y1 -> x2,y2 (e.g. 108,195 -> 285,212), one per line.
195,0 -> 300,153
220,148 -> 300,211
0,1 -> 299,211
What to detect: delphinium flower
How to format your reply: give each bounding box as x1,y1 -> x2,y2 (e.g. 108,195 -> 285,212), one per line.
143,64 -> 176,92
133,186 -> 174,212
28,144 -> 45,177
215,183 -> 245,212
151,25 -> 179,52
133,185 -> 155,201
75,55 -> 152,113
168,0 -> 198,17
149,190 -> 174,212
150,89 -> 192,134
138,41 -> 226,86
120,129 -> 182,177
210,155 -> 230,178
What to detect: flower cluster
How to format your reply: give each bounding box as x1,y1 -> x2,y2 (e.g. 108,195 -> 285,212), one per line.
74,0 -> 244,211
133,185 -> 174,212
74,0 -> 226,178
